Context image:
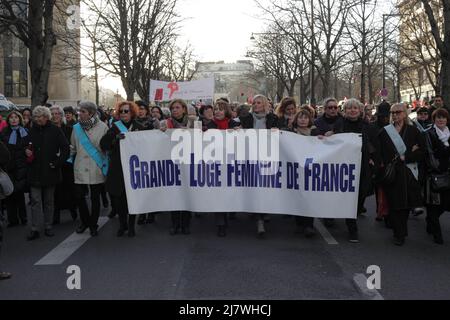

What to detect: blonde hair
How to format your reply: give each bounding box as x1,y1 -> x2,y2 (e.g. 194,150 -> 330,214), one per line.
390,103 -> 412,125
252,94 -> 269,113
343,98 -> 364,119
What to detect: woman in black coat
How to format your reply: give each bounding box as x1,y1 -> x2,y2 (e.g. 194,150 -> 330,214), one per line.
0,111 -> 30,227
50,105 -> 77,224
239,94 -> 280,237
379,103 -> 425,246
423,108 -> 450,244
100,101 -> 151,237
335,99 -> 381,243
290,109 -> 320,238
275,97 -> 298,131
26,106 -> 70,240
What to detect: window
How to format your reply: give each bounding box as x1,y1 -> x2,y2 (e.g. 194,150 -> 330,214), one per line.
3,33 -> 28,98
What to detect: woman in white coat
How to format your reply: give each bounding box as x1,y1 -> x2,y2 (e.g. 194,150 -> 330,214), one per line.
71,101 -> 109,237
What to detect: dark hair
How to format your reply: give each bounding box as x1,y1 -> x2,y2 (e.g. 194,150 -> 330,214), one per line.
21,108 -> 32,115
214,100 -> 232,118
199,105 -> 214,116
292,109 -> 313,129
236,104 -> 250,117
432,108 -> 450,123
151,106 -> 164,119
217,97 -> 229,104
63,106 -> 76,115
434,94 -> 443,100
135,100 -> 150,116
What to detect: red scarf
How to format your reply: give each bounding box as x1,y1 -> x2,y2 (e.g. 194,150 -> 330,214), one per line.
214,118 -> 229,130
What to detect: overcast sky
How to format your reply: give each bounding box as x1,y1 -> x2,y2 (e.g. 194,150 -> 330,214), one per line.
98,0 -> 268,96
97,0 -> 394,97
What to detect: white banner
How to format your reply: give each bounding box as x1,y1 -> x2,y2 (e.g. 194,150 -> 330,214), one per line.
149,77 -> 215,102
120,130 -> 362,219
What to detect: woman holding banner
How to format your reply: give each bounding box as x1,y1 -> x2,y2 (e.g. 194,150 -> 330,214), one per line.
101,101 -> 151,238
71,101 -> 109,237
239,94 -> 280,237
378,103 -> 425,246
290,109 -> 318,238
276,97 -> 298,131
336,99 -> 381,243
162,99 -> 193,235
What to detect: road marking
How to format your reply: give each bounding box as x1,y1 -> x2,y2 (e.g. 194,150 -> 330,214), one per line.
353,273 -> 384,300
35,217 -> 109,266
315,219 -> 339,245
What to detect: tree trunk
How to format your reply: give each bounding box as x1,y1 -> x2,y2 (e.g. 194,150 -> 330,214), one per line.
441,57 -> 450,108
360,60 -> 366,103
29,0 -> 56,107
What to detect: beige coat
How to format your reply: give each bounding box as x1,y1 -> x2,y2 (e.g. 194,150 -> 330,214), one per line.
70,121 -> 109,185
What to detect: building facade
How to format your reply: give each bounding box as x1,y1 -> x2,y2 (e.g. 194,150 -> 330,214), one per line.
399,0 -> 442,103
195,60 -> 260,103
0,0 -> 81,107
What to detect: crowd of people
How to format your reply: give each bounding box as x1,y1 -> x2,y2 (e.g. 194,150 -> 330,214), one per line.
0,94 -> 449,280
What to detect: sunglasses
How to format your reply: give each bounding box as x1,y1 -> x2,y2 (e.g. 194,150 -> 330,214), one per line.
390,111 -> 404,115
120,109 -> 130,114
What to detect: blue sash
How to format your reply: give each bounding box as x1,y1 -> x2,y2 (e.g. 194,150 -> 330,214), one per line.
73,123 -> 109,176
114,120 -> 129,133
384,124 -> 418,180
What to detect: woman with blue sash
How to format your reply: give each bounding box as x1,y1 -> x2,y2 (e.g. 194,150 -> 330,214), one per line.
71,101 -> 109,237
379,103 -> 425,246
100,101 -> 151,237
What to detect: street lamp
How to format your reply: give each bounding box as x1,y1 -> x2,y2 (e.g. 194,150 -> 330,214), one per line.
382,13 -> 402,94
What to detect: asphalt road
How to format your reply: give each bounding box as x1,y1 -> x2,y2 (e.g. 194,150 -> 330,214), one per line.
1,195 -> 450,300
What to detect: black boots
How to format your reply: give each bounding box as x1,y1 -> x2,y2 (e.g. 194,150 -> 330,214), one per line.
170,212 -> 190,235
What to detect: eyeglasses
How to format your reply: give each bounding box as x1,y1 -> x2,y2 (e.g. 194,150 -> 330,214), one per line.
390,111 -> 404,115
120,109 -> 130,114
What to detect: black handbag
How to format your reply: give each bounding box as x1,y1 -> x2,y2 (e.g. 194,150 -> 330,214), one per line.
430,172 -> 450,192
424,132 -> 440,171
381,155 -> 399,185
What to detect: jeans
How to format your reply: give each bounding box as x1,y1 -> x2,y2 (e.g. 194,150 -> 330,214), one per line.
29,186 -> 55,231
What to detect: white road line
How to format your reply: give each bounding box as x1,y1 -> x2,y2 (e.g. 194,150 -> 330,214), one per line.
314,219 -> 339,245
353,273 -> 384,300
35,217 -> 109,266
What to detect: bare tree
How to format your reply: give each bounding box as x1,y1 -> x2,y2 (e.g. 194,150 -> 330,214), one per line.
248,22 -> 311,102
0,0 -> 78,106
161,42 -> 198,82
399,0 -> 441,100
82,0 -> 179,101
346,0 -> 382,103
420,0 -> 450,106
256,0 -> 357,101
